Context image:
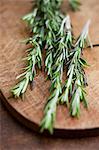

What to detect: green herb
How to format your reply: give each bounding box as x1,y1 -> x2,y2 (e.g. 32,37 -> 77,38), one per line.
11,0 -> 92,135
11,35 -> 43,98
44,5 -> 64,78
40,16 -> 73,133
11,0 -> 81,98
60,20 -> 91,117
11,0 -> 63,98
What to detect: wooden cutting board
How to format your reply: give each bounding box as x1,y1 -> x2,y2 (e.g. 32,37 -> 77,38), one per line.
0,0 -> 99,138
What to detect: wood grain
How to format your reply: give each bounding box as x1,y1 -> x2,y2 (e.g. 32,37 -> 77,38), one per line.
0,0 -> 99,137
1,103 -> 99,150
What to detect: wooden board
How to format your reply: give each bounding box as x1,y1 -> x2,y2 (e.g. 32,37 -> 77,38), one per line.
0,0 -> 99,138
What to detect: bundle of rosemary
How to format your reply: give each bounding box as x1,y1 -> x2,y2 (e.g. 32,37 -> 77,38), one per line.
11,0 -> 64,97
11,0 -> 92,134
40,19 -> 91,133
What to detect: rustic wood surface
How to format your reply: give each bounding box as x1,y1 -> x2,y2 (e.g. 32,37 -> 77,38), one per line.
1,102 -> 99,150
0,0 -> 99,137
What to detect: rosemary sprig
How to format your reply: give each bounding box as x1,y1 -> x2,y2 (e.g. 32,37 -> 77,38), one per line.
60,20 -> 91,117
44,10 -> 64,78
40,16 -> 73,133
11,0 -> 63,98
11,35 -> 43,98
